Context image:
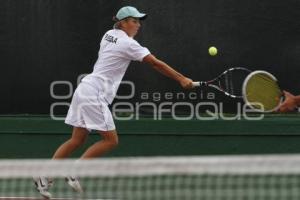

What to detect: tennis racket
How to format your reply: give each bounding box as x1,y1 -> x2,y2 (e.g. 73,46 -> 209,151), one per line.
242,70 -> 284,112
192,67 -> 252,98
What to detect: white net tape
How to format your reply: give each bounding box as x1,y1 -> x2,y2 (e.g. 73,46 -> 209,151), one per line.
1,154 -> 300,199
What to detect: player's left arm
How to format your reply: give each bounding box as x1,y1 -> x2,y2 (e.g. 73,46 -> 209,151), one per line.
143,54 -> 193,89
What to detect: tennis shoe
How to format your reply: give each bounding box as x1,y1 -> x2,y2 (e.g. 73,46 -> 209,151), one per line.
65,176 -> 83,193
33,177 -> 52,199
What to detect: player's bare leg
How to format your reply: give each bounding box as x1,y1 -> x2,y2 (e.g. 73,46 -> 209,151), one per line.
34,127 -> 88,198
51,127 -> 88,193
64,129 -> 118,193
53,127 -> 88,159
80,130 -> 118,159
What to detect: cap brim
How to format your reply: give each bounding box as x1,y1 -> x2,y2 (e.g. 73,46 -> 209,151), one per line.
135,13 -> 147,20
115,13 -> 148,21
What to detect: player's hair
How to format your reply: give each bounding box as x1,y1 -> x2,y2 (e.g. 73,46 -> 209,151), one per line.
113,17 -> 131,29
113,21 -> 121,29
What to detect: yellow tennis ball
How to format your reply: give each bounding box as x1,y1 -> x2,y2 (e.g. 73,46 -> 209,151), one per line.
209,46 -> 218,56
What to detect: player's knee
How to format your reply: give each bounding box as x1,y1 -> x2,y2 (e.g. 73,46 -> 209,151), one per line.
113,136 -> 119,147
108,135 -> 119,148
69,138 -> 85,148
105,134 -> 119,148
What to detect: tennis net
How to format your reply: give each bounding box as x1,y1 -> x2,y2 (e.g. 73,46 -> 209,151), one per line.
1,154 -> 300,199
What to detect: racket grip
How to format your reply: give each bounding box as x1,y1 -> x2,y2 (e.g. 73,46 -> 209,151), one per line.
192,82 -> 200,87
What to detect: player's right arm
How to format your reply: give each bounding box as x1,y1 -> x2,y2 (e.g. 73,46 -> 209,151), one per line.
143,54 -> 193,89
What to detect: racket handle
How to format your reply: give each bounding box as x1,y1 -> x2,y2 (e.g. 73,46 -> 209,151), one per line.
192,82 -> 200,87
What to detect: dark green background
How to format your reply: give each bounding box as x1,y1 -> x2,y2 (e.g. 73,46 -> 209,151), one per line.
1,115 -> 300,158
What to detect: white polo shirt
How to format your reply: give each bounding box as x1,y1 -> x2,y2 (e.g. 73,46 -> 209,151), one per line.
81,29 -> 150,104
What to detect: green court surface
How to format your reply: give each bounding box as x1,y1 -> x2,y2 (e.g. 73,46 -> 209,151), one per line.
0,114 -> 300,158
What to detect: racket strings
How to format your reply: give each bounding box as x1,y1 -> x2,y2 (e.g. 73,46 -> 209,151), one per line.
204,68 -> 251,98
223,70 -> 248,96
256,74 -> 280,88
245,73 -> 282,112
253,75 -> 281,93
218,80 -> 222,89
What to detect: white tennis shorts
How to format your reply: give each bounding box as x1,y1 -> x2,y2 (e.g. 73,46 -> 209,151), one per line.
65,83 -> 115,132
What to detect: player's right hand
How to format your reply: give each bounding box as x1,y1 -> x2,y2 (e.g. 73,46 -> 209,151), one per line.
179,77 -> 194,89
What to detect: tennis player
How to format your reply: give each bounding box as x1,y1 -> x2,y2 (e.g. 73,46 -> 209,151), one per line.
34,6 -> 194,199
278,91 -> 300,112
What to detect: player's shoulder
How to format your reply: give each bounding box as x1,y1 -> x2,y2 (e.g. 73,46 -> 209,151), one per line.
121,35 -> 143,47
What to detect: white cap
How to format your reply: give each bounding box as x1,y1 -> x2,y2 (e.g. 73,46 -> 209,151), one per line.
115,6 -> 147,21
